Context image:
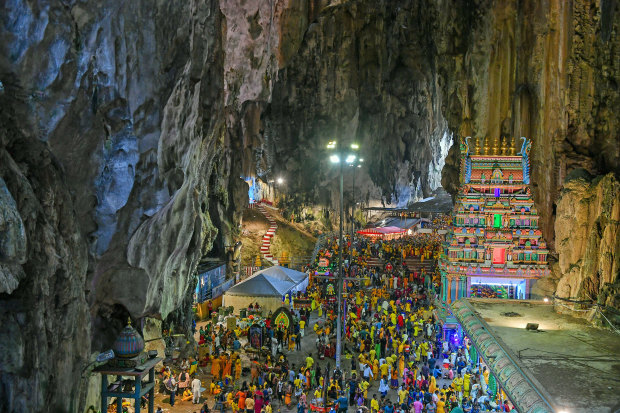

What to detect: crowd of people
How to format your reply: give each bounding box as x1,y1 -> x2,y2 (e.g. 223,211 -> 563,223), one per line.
154,231 -> 514,413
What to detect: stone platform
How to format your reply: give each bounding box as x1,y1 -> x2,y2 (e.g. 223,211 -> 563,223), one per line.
451,298 -> 620,413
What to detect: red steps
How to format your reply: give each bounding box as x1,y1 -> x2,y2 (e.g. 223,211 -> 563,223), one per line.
257,204 -> 278,265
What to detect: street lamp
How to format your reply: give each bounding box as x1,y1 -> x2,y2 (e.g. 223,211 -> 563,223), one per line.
326,140 -> 359,369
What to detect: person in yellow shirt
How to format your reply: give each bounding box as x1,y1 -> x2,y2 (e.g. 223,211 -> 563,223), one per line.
398,355 -> 405,377
482,366 -> 490,384
452,373 -> 463,397
419,341 -> 429,362
436,396 -> 446,413
398,386 -> 407,404
314,386 -> 323,403
429,375 -> 437,393
299,319 -> 306,337
380,362 -> 389,378
360,379 -> 369,398
370,394 -> 380,413
463,372 -> 471,397
181,388 -> 193,401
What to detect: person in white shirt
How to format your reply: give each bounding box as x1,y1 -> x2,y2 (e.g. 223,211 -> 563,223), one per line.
191,376 -> 202,404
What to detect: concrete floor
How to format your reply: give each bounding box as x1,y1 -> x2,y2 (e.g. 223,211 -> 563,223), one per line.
466,299 -> 620,413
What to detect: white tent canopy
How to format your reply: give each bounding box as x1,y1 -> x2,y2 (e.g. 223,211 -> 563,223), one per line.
223,266 -> 309,314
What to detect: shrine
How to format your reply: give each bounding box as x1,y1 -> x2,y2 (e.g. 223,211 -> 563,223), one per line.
439,136 -> 550,302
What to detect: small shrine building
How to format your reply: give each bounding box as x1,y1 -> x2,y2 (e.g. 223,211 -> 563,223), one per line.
439,136 -> 550,303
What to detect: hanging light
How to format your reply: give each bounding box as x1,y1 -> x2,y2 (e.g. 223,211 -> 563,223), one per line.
345,154 -> 356,163
330,154 -> 340,163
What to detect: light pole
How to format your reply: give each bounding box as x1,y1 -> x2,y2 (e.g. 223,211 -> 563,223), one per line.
327,140 -> 358,369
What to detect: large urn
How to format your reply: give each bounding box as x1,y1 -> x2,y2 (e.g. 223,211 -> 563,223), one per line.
113,318 -> 145,358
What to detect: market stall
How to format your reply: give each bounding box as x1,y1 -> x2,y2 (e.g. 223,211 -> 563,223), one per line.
357,226 -> 408,240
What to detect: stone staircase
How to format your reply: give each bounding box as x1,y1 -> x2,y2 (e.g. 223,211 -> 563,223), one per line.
257,203 -> 278,265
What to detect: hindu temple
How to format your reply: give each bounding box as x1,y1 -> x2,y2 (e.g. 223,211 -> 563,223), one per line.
439,136 -> 551,302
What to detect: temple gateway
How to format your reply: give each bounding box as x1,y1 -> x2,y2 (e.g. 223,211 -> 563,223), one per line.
439,136 -> 550,302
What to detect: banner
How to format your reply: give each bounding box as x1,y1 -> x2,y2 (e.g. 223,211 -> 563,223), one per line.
249,324 -> 263,349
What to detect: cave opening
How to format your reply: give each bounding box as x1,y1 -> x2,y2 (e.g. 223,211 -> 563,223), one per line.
0,0 -> 619,411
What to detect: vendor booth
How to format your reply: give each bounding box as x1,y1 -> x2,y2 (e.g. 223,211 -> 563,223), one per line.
223,266 -> 308,314
357,226 -> 407,240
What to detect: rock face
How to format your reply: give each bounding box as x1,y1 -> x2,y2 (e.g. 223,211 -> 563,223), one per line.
1,0 -> 240,410
0,103 -> 90,411
554,174 -> 619,324
263,1 -> 451,206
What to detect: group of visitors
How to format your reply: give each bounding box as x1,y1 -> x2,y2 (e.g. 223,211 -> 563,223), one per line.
155,229 -> 515,413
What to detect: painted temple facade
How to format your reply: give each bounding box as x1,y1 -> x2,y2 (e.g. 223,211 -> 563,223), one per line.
439,136 -> 550,302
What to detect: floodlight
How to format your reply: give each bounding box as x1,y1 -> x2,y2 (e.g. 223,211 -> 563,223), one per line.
277,178 -> 284,184
327,141 -> 337,149
345,155 -> 356,163
330,154 -> 340,163
351,143 -> 359,149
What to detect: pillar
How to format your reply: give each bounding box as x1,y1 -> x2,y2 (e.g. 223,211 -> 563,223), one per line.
525,278 -> 530,299
447,276 -> 453,303
441,274 -> 448,302
460,276 -> 468,299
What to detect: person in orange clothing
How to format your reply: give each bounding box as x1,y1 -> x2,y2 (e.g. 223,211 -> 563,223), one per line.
223,354 -> 232,378
211,355 -> 221,380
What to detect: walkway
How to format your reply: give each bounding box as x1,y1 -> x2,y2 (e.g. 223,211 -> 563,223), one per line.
257,203 -> 278,265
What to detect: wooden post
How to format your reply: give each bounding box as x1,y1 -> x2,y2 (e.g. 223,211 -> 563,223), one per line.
148,367 -> 155,413
134,375 -> 141,413
101,374 -> 108,413
116,375 -> 122,413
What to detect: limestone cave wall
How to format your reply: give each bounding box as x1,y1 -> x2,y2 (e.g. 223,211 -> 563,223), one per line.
0,0 -> 241,411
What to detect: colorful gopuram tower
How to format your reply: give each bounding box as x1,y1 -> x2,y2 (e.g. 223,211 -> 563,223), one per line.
439,136 -> 550,303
